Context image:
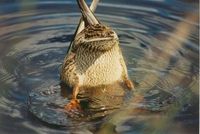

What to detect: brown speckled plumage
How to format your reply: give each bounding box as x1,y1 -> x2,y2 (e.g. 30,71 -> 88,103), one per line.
61,24 -> 129,88
61,0 -> 134,112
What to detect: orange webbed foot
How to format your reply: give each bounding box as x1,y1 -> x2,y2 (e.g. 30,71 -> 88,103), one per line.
64,99 -> 81,111
64,99 -> 84,118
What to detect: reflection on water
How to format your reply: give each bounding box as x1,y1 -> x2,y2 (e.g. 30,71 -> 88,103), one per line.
0,0 -> 199,134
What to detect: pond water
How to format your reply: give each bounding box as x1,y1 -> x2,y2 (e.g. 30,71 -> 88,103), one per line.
0,0 -> 199,134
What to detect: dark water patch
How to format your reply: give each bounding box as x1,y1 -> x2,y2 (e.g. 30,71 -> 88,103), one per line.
37,34 -> 73,44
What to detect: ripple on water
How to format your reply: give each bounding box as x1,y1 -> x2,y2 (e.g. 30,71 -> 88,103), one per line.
0,0 -> 198,133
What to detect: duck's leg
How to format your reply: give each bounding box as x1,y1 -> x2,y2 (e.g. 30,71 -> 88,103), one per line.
61,50 -> 81,111
64,84 -> 81,111
62,53 -> 82,111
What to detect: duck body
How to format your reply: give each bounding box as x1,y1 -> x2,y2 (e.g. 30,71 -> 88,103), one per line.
61,24 -> 129,89
61,0 -> 134,112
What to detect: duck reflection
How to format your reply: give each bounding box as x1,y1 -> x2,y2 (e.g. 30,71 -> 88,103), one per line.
60,81 -> 129,119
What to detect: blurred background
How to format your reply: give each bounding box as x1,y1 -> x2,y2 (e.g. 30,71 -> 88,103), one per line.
0,0 -> 199,134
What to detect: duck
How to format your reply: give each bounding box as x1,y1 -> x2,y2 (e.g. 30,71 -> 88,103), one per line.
60,0 -> 134,112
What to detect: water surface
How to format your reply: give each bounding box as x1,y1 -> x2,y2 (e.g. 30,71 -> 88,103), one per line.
0,0 -> 199,134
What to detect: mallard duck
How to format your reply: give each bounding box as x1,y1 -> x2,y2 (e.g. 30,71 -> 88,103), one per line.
60,0 -> 134,112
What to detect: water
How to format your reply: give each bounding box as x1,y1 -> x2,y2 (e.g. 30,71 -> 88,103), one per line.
0,0 -> 198,134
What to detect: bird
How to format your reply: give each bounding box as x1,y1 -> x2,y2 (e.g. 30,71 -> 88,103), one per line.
60,0 -> 134,112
